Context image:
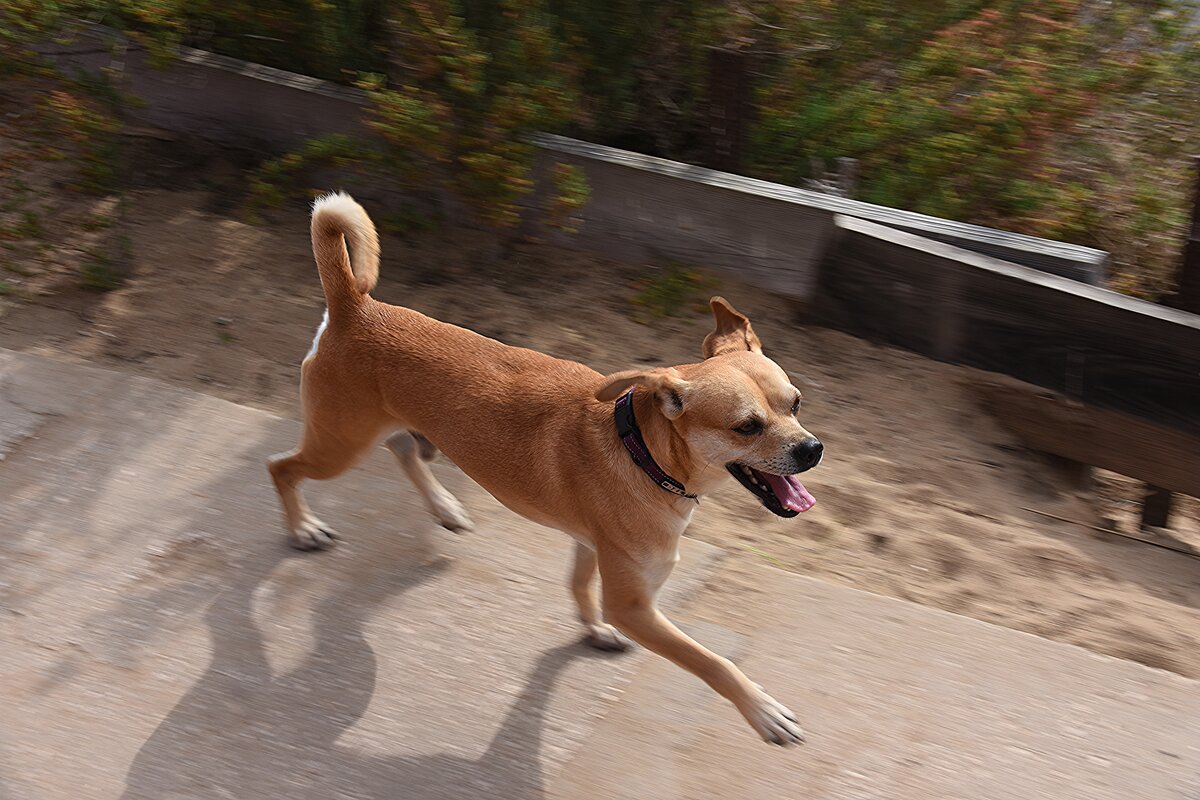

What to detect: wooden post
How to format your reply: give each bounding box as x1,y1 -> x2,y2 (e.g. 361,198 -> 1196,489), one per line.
705,48 -> 750,174
836,157 -> 858,198
1142,157 -> 1200,529
1168,155 -> 1200,314
1141,485 -> 1174,531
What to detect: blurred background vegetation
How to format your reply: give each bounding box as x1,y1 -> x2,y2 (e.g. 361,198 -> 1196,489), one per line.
2,0 -> 1199,298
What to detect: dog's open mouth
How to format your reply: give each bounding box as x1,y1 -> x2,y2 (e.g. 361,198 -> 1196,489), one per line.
726,463 -> 816,517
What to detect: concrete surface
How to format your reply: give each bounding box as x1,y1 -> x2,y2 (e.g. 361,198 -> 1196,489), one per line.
3,349 -> 1199,800
0,350 -> 721,799
550,570 -> 1200,800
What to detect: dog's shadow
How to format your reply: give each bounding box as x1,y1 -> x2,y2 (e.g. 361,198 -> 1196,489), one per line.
120,548 -> 601,800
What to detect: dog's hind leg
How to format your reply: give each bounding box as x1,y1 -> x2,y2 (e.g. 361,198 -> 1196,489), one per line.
410,431 -> 438,461
268,416 -> 389,551
385,431 -> 474,533
570,541 -> 630,652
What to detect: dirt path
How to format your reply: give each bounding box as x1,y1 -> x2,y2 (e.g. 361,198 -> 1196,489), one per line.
3,182 -> 1199,679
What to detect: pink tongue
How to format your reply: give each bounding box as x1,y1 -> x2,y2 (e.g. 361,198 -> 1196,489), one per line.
762,472 -> 816,512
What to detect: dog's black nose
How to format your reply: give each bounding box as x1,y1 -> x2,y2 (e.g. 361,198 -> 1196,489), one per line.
792,437 -> 823,471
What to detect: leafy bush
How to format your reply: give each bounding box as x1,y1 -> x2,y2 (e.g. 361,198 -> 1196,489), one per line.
247,134 -> 370,213
747,0 -> 1200,298
7,0 -> 1200,296
359,1 -> 583,229
631,263 -> 718,320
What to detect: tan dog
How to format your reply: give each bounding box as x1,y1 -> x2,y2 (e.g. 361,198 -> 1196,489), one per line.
268,192 -> 823,745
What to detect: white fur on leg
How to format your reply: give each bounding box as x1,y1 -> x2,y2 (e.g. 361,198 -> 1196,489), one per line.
586,622 -> 631,652
290,513 -> 337,550
741,684 -> 805,746
385,431 -> 474,532
428,485 -> 473,532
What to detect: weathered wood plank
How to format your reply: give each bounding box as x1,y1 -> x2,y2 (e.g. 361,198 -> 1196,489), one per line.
821,216 -> 1200,440
533,134 -> 1108,282
534,149 -> 835,299
967,374 -> 1200,498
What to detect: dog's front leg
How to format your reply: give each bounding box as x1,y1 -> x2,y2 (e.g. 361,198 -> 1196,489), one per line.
597,544 -> 804,746
570,541 -> 631,652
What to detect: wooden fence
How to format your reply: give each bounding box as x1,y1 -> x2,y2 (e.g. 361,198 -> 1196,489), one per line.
41,28 -> 1200,505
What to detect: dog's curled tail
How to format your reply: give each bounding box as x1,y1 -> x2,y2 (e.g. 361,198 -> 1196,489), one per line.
310,191 -> 380,316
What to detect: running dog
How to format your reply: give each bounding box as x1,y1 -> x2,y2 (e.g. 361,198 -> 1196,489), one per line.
268,192 -> 823,745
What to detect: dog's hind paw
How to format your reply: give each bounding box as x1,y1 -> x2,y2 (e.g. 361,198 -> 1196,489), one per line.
431,491 -> 474,533
290,517 -> 338,551
585,623 -> 632,652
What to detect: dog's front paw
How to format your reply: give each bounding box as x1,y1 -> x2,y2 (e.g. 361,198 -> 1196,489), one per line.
289,516 -> 337,551
741,689 -> 805,746
430,490 -> 473,533
585,623 -> 632,652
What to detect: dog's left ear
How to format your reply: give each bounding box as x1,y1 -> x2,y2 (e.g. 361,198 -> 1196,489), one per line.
595,368 -> 688,419
702,296 -> 762,358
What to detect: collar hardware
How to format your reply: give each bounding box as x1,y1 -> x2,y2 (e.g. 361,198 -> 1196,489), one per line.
614,389 -> 697,501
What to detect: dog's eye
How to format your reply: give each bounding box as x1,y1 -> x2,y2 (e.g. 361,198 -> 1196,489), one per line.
790,396 -> 801,415
733,420 -> 763,436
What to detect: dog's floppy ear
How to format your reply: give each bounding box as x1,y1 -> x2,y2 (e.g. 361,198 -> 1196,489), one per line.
702,296 -> 762,358
595,368 -> 688,419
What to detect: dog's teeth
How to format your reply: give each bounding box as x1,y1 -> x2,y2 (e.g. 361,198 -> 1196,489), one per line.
741,465 -> 753,476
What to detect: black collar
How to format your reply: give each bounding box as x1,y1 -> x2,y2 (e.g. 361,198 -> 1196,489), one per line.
614,389 -> 697,500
